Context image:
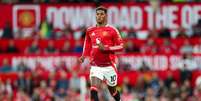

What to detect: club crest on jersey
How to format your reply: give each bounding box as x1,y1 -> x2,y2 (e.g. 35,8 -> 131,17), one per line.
102,31 -> 108,36
92,32 -> 95,36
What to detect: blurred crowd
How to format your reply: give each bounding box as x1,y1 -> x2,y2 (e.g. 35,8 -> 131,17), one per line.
0,35 -> 201,55
0,38 -> 200,55
119,72 -> 201,101
0,39 -> 83,54
0,67 -> 89,101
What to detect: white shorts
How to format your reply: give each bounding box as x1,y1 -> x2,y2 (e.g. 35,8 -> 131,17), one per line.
90,65 -> 118,87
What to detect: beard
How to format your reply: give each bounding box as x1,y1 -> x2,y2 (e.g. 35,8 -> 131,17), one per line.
96,19 -> 103,24
97,19 -> 107,26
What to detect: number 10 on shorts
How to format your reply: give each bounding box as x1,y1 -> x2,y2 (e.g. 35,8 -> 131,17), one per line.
110,75 -> 116,82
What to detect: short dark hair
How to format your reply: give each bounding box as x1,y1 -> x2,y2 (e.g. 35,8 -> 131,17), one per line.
96,6 -> 107,13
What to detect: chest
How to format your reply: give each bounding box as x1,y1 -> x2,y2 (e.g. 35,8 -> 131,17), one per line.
89,28 -> 113,41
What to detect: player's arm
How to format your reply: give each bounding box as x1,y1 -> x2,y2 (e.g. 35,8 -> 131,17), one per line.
79,31 -> 92,63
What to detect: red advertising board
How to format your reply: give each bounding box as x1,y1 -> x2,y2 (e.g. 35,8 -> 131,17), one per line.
0,3 -> 201,31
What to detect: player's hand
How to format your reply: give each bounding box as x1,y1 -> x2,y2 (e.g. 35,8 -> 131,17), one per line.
78,56 -> 85,63
97,43 -> 105,51
96,38 -> 105,51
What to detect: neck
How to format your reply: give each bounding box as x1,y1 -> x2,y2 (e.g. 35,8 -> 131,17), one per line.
97,22 -> 107,27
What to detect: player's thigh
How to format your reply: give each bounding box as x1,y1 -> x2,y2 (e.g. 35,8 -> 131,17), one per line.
90,66 -> 104,88
90,77 -> 102,88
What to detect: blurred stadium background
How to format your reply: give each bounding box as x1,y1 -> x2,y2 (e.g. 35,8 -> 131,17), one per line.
0,0 -> 201,101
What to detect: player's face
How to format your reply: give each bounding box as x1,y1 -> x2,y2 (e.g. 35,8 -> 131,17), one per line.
96,10 -> 107,24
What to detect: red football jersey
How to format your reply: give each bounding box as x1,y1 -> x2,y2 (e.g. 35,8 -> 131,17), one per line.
82,24 -> 123,67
